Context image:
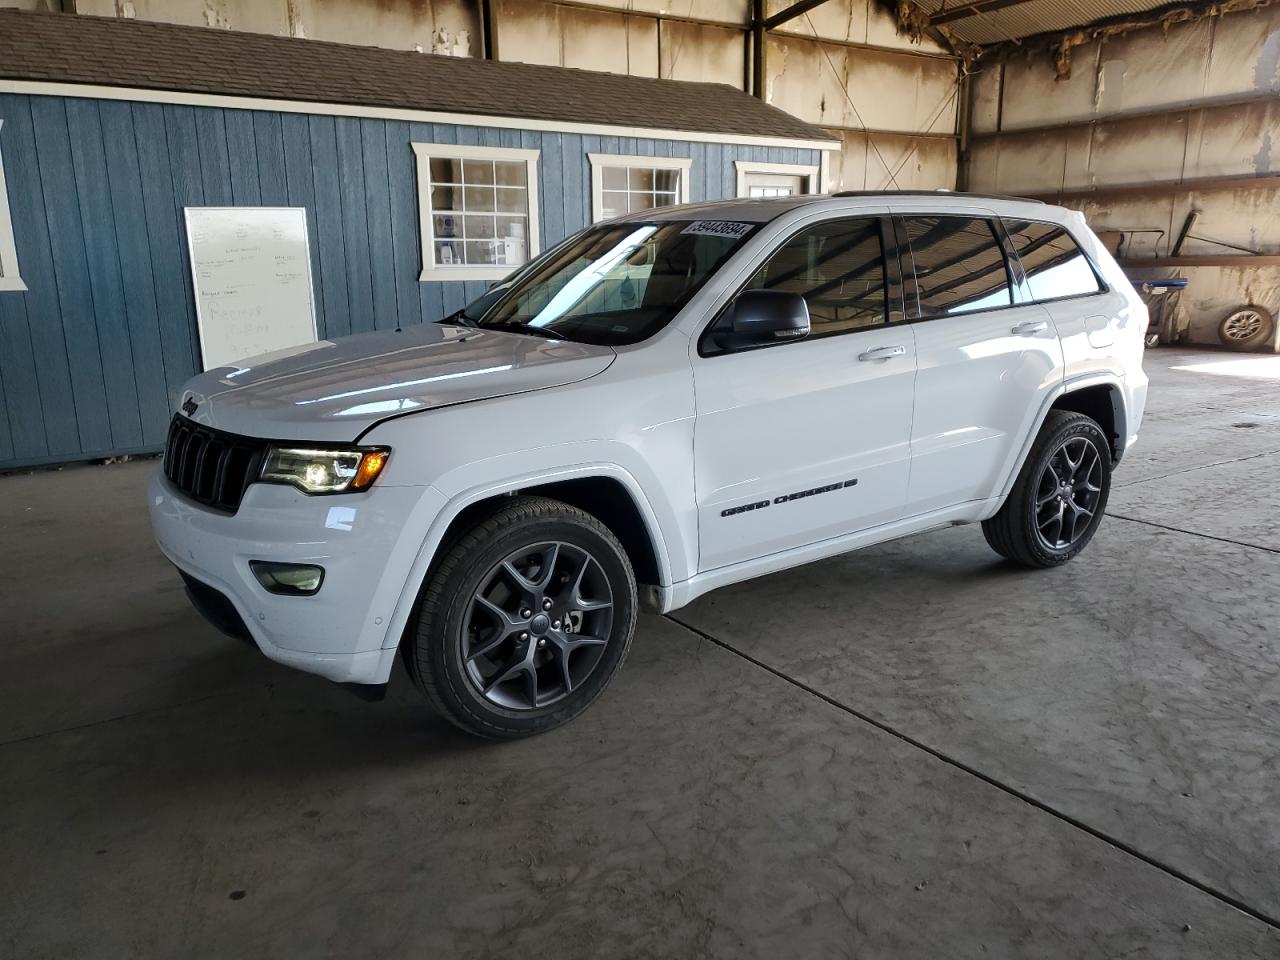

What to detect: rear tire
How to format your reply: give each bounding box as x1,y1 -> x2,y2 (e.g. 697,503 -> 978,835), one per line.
982,410 -> 1112,568
407,496 -> 637,739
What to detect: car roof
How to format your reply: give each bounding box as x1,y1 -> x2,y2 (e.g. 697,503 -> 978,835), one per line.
628,191 -> 1063,226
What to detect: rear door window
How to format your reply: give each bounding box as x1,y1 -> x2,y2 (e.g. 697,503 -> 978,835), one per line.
1003,219 -> 1103,302
903,216 -> 1014,317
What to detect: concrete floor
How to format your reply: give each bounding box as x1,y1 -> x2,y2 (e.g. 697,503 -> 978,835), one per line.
2,347 -> 1279,958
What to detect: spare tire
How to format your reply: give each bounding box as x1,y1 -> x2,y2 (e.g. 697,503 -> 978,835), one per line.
1218,305 -> 1274,351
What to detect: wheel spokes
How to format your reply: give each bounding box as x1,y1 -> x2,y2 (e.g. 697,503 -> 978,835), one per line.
1035,435 -> 1104,549
464,540 -> 614,711
565,554 -> 612,613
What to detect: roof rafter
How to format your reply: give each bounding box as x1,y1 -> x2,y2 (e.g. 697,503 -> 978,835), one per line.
760,0 -> 835,30
929,0 -> 1042,25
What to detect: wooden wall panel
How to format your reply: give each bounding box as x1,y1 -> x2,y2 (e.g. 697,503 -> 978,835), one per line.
0,91 -> 821,469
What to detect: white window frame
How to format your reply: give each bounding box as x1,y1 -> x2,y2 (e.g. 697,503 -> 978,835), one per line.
412,142 -> 541,282
588,153 -> 692,223
0,119 -> 26,293
734,160 -> 821,199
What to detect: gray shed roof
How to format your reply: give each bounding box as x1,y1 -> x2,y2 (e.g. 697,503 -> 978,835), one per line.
0,8 -> 836,145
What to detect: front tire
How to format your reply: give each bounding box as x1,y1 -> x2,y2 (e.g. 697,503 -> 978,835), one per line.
982,410 -> 1112,568
407,496 -> 637,739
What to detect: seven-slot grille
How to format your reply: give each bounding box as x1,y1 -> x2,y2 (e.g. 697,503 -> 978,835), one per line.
163,415 -> 268,513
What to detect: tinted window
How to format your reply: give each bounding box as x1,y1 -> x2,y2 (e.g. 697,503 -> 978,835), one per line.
476,220 -> 755,345
1004,219 -> 1102,301
744,218 -> 886,336
904,217 -> 1013,317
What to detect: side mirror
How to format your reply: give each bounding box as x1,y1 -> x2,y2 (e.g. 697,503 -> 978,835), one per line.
714,290 -> 810,352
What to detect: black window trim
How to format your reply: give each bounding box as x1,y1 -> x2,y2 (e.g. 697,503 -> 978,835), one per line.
696,214 -> 902,357
896,213 -> 1020,323
997,215 -> 1111,307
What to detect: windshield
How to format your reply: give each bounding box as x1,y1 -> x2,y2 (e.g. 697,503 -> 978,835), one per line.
469,220 -> 757,345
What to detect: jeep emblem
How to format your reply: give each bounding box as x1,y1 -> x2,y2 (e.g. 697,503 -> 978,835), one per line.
181,396 -> 199,416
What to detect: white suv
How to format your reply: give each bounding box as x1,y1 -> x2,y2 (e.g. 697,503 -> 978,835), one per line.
150,193 -> 1148,737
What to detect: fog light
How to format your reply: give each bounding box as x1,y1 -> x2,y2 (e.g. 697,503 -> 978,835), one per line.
250,560 -> 325,596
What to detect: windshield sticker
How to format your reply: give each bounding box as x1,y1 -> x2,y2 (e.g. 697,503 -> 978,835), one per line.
681,220 -> 754,240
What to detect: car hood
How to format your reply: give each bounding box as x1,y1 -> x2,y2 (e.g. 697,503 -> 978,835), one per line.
179,323 -> 616,441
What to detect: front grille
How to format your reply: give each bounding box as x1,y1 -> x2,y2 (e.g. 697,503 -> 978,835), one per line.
162,415 -> 268,513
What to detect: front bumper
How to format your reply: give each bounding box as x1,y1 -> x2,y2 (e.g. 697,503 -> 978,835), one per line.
148,469 -> 438,685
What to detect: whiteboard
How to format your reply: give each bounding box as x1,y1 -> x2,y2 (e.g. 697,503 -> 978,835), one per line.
185,207 -> 318,371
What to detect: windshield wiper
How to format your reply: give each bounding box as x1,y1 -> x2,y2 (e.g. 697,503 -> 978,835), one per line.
485,320 -> 570,341
439,309 -> 478,328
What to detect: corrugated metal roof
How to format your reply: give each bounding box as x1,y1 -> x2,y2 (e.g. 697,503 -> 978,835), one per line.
915,0 -> 1180,45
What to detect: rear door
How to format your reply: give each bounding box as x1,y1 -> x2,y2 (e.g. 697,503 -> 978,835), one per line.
692,215 -> 916,571
896,210 -> 1064,514
1001,216 -> 1122,383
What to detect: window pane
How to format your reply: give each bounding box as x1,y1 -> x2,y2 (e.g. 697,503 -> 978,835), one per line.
747,218 -> 886,336
494,187 -> 527,214
653,169 -> 680,192
464,185 -> 496,213
628,167 -> 655,191
464,241 -> 498,265
628,192 -> 658,213
434,240 -> 464,265
905,217 -> 1013,317
463,215 -> 496,240
601,166 -> 628,191
430,185 -> 460,212
433,213 -> 461,239
653,192 -> 678,208
463,159 -> 495,185
1003,219 -> 1102,301
495,215 -> 527,241
601,191 -> 628,219
429,158 -> 463,183
493,161 -> 526,188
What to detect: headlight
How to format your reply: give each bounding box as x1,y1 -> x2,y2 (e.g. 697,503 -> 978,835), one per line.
260,446 -> 390,495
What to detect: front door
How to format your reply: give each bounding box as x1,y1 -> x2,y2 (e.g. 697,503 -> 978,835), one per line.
693,216 -> 916,572
896,213 -> 1064,513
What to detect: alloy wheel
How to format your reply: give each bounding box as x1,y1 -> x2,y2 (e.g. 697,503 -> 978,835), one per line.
1035,436 -> 1104,550
461,541 -> 614,710
1221,308 -> 1265,342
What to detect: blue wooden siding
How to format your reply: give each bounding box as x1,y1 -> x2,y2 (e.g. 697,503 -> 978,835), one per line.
0,92 -> 819,469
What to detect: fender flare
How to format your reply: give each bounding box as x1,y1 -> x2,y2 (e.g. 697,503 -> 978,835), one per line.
994,374 -> 1128,502
377,462 -> 676,653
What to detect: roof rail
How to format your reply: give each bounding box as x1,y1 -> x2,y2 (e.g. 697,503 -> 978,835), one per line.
831,189 -> 1045,204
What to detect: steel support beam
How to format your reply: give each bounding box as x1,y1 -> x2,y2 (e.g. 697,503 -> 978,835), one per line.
1120,255 -> 1280,268
751,0 -> 766,99
761,0 -> 833,30
930,0 -> 1040,25
1026,173 -> 1280,204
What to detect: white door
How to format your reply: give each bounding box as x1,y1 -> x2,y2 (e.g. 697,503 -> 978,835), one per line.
898,214 -> 1064,513
693,217 -> 916,572
1001,216 -> 1127,384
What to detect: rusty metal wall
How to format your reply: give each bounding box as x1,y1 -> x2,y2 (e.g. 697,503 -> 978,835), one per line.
966,5 -> 1280,347
70,0 -> 482,53
62,0 -> 963,192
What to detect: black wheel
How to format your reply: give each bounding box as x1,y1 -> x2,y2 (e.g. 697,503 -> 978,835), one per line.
1218,305 -> 1274,351
407,496 -> 637,739
982,410 -> 1111,568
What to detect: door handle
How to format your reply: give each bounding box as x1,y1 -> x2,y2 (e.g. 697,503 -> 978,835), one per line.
1012,320 -> 1049,336
857,345 -> 906,361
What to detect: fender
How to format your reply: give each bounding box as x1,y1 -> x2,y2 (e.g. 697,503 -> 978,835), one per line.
375,462 -> 677,656
989,372 -> 1129,508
